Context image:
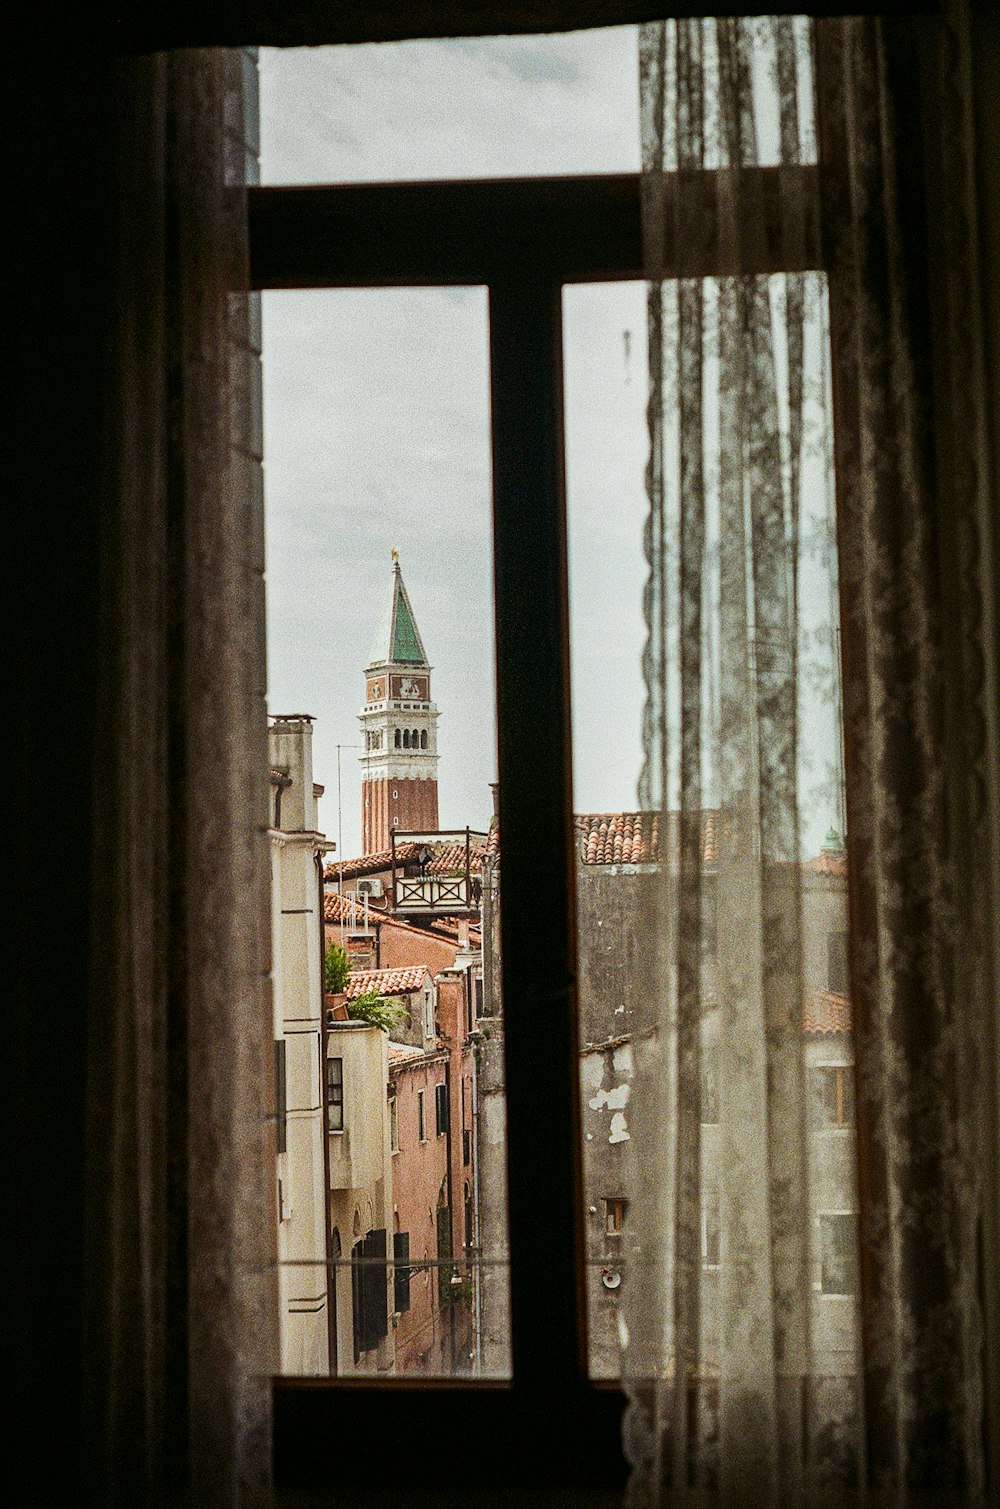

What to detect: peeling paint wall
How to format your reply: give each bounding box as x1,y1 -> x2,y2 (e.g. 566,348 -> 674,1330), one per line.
577,866 -> 660,1377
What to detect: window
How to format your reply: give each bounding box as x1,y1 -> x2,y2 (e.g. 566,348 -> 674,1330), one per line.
351,1227 -> 389,1358
251,10 -> 890,1494
274,1038 -> 287,1155
393,1231 -> 411,1313
327,1056 -> 344,1133
435,1081 -> 449,1136
810,1064 -> 855,1130
819,1212 -> 859,1295
390,1093 -> 399,1152
603,1196 -> 627,1237
417,1088 -> 426,1143
13,5 -> 995,1502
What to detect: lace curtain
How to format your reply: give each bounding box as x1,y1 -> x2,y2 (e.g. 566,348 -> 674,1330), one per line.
624,8 -> 991,1506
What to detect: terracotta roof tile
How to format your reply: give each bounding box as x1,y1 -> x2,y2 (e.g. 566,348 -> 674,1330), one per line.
804,851 -> 848,877
574,812 -> 718,866
477,807 -> 844,877
324,838 -> 488,883
803,990 -> 852,1035
324,890 -> 386,924
388,1043 -> 424,1067
345,966 -> 429,1001
423,840 -> 487,875
324,848 -> 414,882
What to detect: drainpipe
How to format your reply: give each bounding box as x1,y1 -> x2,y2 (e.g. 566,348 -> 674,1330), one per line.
470,1036 -> 483,1378
317,847 -> 337,1375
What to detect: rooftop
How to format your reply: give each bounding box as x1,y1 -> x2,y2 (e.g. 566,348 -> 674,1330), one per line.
803,989 -> 852,1035
345,966 -> 430,1001
575,811 -> 718,867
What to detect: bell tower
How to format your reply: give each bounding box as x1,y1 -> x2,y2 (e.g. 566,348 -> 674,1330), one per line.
359,554 -> 440,855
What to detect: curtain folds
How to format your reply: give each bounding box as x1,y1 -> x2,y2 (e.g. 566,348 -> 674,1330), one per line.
625,6 -> 992,1506
82,50 -> 275,1508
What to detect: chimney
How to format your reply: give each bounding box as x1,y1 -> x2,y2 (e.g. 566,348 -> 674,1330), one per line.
268,715 -> 317,831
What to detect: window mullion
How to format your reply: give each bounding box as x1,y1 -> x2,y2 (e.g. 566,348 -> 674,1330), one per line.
488,275 -> 587,1393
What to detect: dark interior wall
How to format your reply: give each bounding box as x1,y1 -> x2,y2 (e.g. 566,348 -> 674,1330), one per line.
11,52 -> 116,1501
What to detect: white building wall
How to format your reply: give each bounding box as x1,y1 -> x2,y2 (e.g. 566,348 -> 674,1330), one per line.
327,1021 -> 396,1375
270,716 -> 331,1376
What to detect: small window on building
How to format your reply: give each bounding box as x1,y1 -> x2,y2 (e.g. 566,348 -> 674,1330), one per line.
464,1182 -> 473,1250
390,1093 -> 399,1152
827,930 -> 849,994
275,1038 -> 287,1155
394,729 -> 401,748
418,1088 -> 426,1142
602,1196 -> 628,1237
819,1212 -> 859,1294
474,973 -> 484,1020
327,1056 -> 344,1133
423,989 -> 435,1042
351,1227 -> 389,1359
403,729 -> 411,748
420,730 -> 427,749
810,1064 -> 855,1129
393,1230 -> 411,1313
435,1081 -> 449,1136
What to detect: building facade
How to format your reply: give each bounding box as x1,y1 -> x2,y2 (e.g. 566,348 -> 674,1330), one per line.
269,715 -> 331,1376
479,809 -> 858,1382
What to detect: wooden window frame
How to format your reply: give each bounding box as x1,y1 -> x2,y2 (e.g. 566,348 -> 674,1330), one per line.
253,162 -> 823,1493
327,1055 -> 344,1135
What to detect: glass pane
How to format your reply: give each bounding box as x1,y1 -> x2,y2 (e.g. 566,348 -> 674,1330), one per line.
264,287 -> 510,1377
563,281 -> 649,1378
564,276 -> 855,1386
260,29 -> 639,185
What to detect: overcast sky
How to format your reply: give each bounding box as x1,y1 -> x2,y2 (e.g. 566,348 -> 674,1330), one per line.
260,30 -> 647,861
258,30 -> 841,863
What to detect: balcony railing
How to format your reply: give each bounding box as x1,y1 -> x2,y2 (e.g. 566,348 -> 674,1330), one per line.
390,828 -> 488,919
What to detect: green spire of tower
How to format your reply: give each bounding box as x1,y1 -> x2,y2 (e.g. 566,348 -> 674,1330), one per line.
391,575 -> 425,663
367,554 -> 430,668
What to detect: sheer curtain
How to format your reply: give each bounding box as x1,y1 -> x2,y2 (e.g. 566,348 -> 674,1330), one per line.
623,7 -> 993,1506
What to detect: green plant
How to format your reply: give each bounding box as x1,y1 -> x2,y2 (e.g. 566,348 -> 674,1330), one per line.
347,989 -> 407,1035
324,942 -> 350,993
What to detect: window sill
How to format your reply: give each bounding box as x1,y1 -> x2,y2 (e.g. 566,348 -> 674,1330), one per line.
273,1377 -> 627,1493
